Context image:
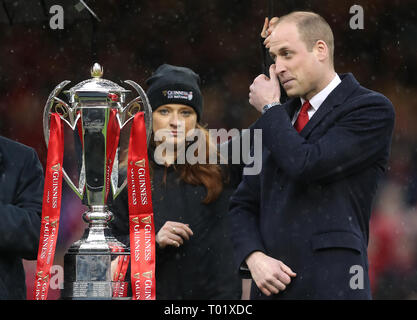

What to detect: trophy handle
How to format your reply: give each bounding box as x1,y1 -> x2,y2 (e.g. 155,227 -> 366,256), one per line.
43,80 -> 85,200
111,80 -> 153,199
122,80 -> 153,145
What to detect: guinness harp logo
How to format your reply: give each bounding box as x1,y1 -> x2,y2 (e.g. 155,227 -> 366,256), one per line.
51,220 -> 58,228
141,216 -> 152,224
44,216 -> 50,222
142,271 -> 152,279
131,217 -> 139,224
36,271 -> 49,282
133,272 -> 140,279
135,159 -> 146,168
51,163 -> 61,171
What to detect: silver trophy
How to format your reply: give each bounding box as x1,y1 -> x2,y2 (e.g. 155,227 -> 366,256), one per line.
43,63 -> 152,299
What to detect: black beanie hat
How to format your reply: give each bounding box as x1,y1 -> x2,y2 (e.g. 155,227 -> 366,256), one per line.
146,64 -> 203,121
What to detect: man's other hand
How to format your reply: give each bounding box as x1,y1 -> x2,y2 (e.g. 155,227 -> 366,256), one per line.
246,251 -> 296,296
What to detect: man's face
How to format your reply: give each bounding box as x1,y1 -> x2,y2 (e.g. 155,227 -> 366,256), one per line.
268,22 -> 321,99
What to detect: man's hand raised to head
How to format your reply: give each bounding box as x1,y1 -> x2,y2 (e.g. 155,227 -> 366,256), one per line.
261,17 -> 280,48
249,64 -> 281,112
261,17 -> 280,38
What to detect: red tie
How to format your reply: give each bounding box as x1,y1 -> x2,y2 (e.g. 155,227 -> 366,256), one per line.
294,100 -> 311,133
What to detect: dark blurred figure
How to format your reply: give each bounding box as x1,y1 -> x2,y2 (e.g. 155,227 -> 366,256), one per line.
0,135 -> 43,299
369,181 -> 417,299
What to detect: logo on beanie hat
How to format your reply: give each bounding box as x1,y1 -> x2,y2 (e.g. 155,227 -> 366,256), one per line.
162,90 -> 193,101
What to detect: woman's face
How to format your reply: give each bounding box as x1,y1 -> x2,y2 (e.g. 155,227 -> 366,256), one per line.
153,104 -> 197,146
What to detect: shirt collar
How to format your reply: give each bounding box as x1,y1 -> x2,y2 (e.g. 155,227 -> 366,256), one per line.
300,74 -> 341,111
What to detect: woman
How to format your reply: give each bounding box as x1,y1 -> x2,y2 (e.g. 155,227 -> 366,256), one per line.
110,64 -> 243,299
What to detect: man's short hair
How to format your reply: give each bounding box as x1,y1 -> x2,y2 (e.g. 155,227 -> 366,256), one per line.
277,11 -> 335,65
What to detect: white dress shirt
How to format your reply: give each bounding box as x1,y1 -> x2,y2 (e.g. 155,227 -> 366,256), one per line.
291,74 -> 342,125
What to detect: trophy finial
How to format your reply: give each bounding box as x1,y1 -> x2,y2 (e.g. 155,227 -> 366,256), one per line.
91,63 -> 103,78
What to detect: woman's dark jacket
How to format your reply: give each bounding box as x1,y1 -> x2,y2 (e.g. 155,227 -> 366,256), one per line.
109,140 -> 245,300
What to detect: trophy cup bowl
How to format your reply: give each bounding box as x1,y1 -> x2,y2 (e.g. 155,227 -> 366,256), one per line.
42,63 -> 152,299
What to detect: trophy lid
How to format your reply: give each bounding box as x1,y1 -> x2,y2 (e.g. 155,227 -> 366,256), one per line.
66,63 -> 130,100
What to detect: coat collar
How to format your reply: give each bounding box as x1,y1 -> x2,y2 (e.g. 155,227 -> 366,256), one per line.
284,73 -> 360,138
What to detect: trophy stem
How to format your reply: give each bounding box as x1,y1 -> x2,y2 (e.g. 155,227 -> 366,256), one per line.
83,205 -> 112,224
80,205 -> 113,252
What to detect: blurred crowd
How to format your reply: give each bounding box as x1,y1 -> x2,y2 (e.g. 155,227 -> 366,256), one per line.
0,0 -> 416,299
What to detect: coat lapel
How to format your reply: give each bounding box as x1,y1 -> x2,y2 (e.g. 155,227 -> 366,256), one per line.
0,146 -> 3,174
284,97 -> 300,120
299,73 -> 360,138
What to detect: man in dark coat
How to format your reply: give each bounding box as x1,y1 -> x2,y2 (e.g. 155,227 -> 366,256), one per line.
228,11 -> 395,299
0,136 -> 43,299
